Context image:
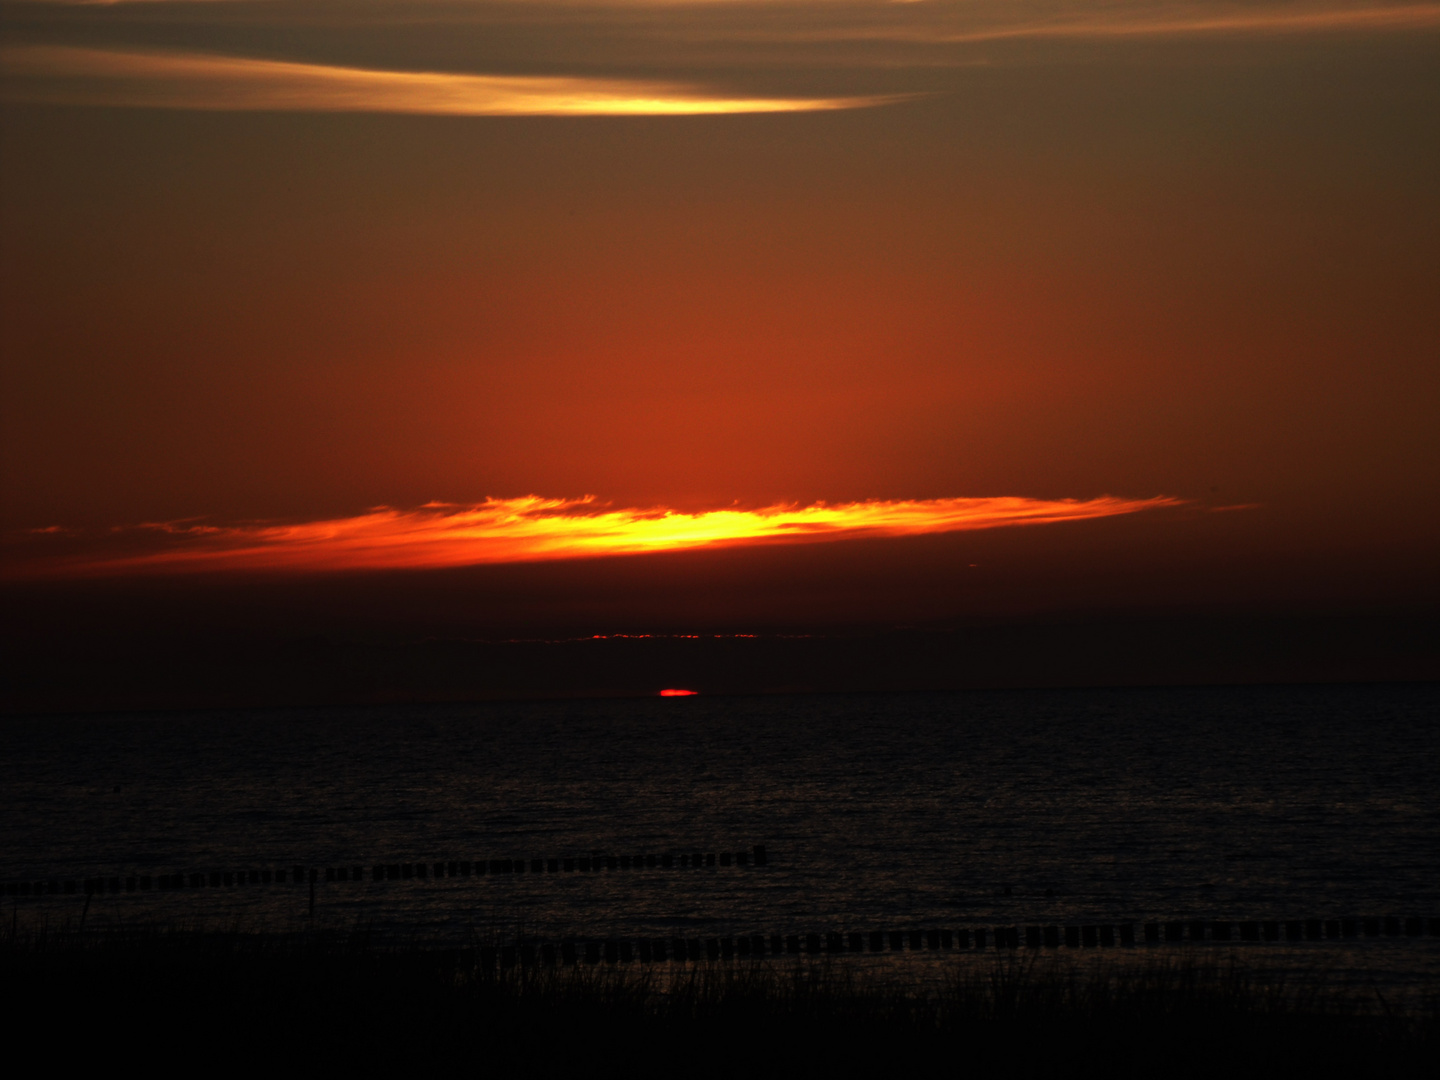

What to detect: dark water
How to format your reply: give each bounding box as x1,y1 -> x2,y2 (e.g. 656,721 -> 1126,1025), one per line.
4,684 -> 1438,987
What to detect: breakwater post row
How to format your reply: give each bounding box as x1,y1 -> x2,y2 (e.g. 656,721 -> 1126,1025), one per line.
470,921 -> 1438,968
1,845 -> 770,897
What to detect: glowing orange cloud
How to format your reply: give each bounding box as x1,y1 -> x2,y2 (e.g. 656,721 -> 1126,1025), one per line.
0,46 -> 901,116
10,494 -> 1184,579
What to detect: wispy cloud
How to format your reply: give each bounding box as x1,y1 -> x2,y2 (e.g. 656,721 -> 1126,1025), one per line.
6,494 -> 1184,579
617,1 -> 1440,48
0,45 -> 900,114
854,2 -> 1440,44
16,0 -> 1439,37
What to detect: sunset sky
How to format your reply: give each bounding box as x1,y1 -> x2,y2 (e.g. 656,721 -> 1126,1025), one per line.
3,1 -> 1438,705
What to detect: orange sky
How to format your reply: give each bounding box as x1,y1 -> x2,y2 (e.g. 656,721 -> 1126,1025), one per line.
2,1 -> 1439,631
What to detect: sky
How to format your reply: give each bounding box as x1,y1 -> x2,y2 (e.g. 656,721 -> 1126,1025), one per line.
2,1 -> 1438,704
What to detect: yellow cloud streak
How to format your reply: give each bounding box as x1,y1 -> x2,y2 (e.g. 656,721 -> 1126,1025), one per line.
0,45 -> 898,115
16,494 -> 1184,578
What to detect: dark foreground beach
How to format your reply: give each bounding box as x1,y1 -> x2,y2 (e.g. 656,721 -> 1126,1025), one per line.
4,929 -> 1434,1076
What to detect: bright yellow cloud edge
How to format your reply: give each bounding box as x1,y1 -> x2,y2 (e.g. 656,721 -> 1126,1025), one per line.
0,46 -> 899,115
17,494 -> 1187,578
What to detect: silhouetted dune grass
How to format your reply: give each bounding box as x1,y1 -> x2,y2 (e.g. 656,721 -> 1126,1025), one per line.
2,927 -> 1433,1076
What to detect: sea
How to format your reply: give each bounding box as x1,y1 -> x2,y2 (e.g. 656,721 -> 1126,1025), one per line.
4,684 -> 1437,994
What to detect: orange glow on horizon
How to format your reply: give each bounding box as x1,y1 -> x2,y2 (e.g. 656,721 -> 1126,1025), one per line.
9,494 -> 1185,580
659,689 -> 699,697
